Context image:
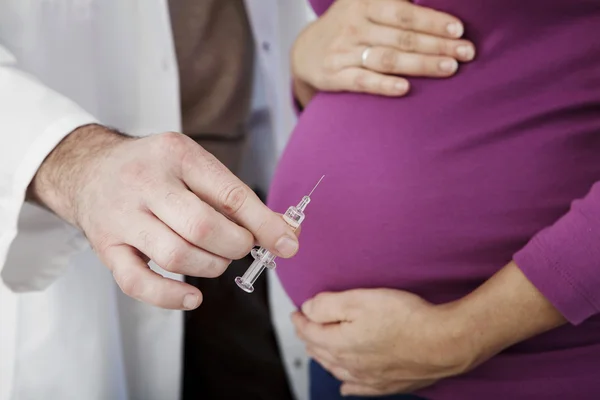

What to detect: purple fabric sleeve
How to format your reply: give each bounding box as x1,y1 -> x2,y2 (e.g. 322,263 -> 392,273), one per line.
514,181 -> 600,325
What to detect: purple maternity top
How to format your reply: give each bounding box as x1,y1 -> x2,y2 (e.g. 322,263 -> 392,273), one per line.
268,0 -> 600,398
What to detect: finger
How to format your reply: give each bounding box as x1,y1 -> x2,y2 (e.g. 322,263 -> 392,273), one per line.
147,184 -> 254,259
340,383 -> 389,397
362,46 -> 459,77
301,291 -> 357,323
104,244 -> 203,310
310,351 -> 357,383
180,147 -> 299,258
325,364 -> 356,384
124,212 -> 231,278
306,345 -> 339,369
363,24 -> 475,61
341,380 -> 435,397
333,67 -> 410,96
367,0 -> 465,39
292,311 -> 342,349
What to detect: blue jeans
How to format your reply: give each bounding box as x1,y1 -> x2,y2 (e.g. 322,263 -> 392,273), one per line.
310,361 -> 427,400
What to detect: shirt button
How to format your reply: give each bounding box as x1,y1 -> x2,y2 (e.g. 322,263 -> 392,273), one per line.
293,358 -> 302,369
262,41 -> 271,52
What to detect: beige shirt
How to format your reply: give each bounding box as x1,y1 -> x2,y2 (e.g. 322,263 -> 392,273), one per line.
169,0 -> 254,173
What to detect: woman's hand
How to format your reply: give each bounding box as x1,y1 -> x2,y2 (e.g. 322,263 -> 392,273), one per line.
292,0 -> 476,106
292,288 -> 474,396
292,262 -> 566,397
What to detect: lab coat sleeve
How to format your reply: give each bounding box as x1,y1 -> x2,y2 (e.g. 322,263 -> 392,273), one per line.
0,45 -> 98,291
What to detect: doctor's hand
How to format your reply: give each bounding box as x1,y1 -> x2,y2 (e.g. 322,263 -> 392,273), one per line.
292,289 -> 475,396
28,124 -> 299,310
292,0 -> 476,107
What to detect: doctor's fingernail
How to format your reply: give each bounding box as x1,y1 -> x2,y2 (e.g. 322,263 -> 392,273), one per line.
183,294 -> 200,310
275,235 -> 299,257
446,22 -> 464,37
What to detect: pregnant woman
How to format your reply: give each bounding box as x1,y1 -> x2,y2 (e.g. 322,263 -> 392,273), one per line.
268,0 -> 600,399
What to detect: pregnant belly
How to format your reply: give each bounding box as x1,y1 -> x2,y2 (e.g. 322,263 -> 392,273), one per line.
267,5 -> 600,307
267,84 -> 600,308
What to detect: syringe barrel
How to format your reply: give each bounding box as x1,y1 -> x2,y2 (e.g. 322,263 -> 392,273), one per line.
251,247 -> 276,269
234,260 -> 266,293
236,194 -> 312,293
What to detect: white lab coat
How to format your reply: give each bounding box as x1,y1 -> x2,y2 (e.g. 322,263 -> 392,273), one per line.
0,1 -> 314,399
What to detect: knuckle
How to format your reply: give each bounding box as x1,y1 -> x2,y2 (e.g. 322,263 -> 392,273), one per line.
92,232 -> 114,256
328,37 -> 347,54
396,6 -> 416,29
138,229 -> 155,254
439,39 -> 453,55
164,244 -> 187,272
353,70 -> 370,90
202,258 -> 228,278
155,131 -> 189,157
218,182 -> 248,215
340,24 -> 360,38
187,214 -> 215,243
354,0 -> 370,16
322,54 -> 340,73
251,215 -> 270,240
436,39 -> 455,56
379,49 -> 397,71
156,132 -> 187,150
115,271 -> 142,299
399,32 -> 416,52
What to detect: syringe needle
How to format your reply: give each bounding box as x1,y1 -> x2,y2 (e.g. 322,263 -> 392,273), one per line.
308,175 -> 325,197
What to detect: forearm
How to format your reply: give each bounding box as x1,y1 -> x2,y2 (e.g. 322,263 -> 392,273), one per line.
27,124 -> 128,227
448,261 -> 567,369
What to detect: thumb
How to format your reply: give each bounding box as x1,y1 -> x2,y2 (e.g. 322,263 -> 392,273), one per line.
301,291 -> 357,323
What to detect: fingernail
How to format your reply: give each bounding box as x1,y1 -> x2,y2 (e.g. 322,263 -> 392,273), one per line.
457,45 -> 475,61
447,22 -> 464,37
183,294 -> 200,310
439,59 -> 458,73
275,235 -> 299,257
394,81 -> 409,93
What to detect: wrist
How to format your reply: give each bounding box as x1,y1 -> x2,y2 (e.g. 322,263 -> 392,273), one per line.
433,300 -> 490,374
28,124 -> 129,227
292,76 -> 317,109
435,261 -> 568,375
420,301 -> 482,376
291,29 -> 318,108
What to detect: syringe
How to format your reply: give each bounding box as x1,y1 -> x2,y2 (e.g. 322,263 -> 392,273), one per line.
235,175 -> 324,293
